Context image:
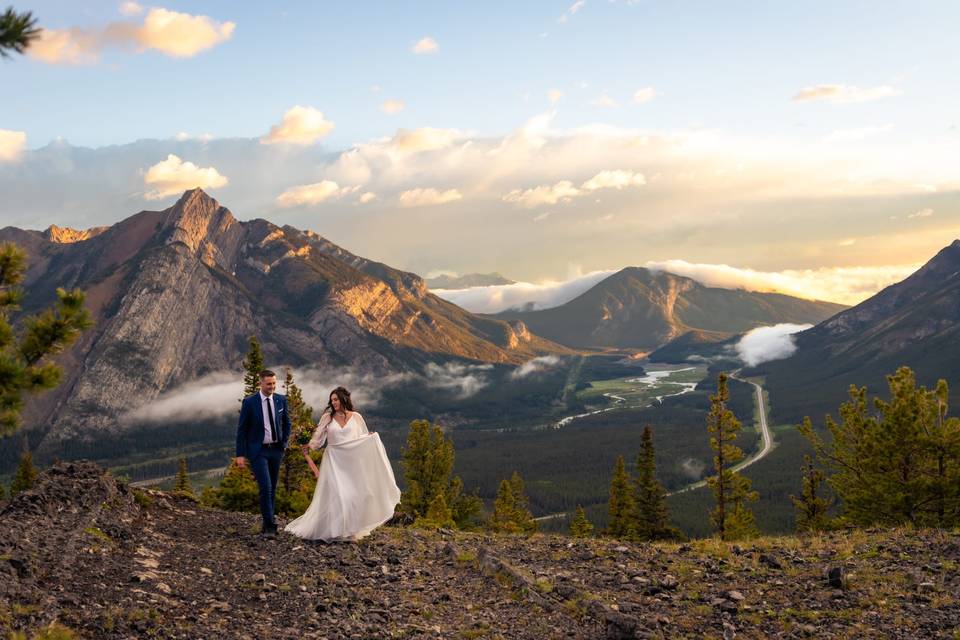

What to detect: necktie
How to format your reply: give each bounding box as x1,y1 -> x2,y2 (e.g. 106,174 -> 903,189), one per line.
267,397 -> 279,443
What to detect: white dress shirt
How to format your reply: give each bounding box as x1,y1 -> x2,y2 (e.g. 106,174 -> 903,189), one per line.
259,391 -> 278,444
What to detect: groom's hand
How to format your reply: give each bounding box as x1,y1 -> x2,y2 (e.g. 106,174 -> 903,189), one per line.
235,456 -> 247,468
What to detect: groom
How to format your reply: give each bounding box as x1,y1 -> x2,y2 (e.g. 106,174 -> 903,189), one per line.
235,370 -> 291,536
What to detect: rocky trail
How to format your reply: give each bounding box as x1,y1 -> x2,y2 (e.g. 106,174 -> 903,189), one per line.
2,463 -> 959,639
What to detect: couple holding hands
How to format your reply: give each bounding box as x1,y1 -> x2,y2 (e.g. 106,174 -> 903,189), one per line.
235,370 -> 401,541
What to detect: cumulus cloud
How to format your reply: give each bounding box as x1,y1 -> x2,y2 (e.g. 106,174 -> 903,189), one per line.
125,367 -> 412,424
510,355 -> 562,379
644,259 -> 920,305
119,2 -> 143,16
432,269 -> 616,313
143,154 -> 228,199
502,169 -> 644,208
29,7 -> 235,64
632,87 -> 659,104
908,208 -> 933,219
381,99 -> 405,115
261,106 -> 335,145
399,187 -> 462,208
358,192 -> 377,204
412,36 -> 438,54
423,362 -> 492,398
0,129 -> 26,162
736,323 -> 811,366
276,180 -> 358,207
792,84 -> 900,104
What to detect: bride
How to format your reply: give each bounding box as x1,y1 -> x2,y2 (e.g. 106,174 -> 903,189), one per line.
285,386 -> 401,542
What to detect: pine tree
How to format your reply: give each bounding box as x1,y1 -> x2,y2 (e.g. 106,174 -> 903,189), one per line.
791,455 -> 830,533
569,505 -> 594,538
606,455 -> 638,539
801,367 -> 960,528
201,460 -> 259,513
399,419 -> 480,528
0,243 -> 93,436
0,7 -> 41,58
634,425 -> 676,540
276,369 -> 317,517
706,373 -> 759,541
241,336 -> 264,402
490,478 -> 519,533
419,492 -> 455,529
508,471 -> 537,534
10,448 -> 37,496
173,457 -> 193,496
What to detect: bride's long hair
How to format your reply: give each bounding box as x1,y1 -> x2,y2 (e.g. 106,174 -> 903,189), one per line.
324,386 -> 354,417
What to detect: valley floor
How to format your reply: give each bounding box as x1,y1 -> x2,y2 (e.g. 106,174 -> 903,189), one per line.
2,463 -> 959,639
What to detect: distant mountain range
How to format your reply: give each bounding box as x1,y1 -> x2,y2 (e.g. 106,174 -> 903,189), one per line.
1,189 -> 565,451
492,267 -> 847,351
426,272 -> 516,289
751,239 -> 960,423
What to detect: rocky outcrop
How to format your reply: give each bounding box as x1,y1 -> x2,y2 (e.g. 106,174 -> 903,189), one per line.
1,463 -> 957,639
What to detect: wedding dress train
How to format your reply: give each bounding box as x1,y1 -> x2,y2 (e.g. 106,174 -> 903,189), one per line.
285,412 -> 401,542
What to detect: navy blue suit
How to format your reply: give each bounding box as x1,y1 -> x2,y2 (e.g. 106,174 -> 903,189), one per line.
236,393 -> 292,528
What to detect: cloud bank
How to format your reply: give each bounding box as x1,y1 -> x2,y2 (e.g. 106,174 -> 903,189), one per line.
735,323 -> 812,366
432,270 -> 616,313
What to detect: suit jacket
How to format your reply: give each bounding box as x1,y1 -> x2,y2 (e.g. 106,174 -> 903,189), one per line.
236,392 -> 292,459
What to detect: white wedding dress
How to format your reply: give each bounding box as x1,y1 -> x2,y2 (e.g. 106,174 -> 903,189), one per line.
285,412 -> 401,542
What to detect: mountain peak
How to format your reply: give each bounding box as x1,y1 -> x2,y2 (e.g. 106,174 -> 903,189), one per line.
43,224 -> 109,244
163,189 -> 241,270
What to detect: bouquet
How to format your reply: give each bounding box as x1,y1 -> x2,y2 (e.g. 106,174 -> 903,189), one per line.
295,426 -> 314,446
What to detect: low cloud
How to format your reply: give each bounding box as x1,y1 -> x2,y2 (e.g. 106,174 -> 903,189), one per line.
29,7 -> 235,64
126,366 -> 413,424
261,106 -> 335,145
645,259 -> 919,305
679,457 -> 706,480
143,154 -> 228,199
411,36 -> 438,54
510,355 -> 562,379
792,84 -> 900,104
735,323 -> 811,366
276,180 -> 358,207
0,129 -> 26,162
432,269 -> 616,313
423,362 -> 493,398
399,187 -> 462,207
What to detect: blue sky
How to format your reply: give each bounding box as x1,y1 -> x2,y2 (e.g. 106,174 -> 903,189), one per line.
1,1 -> 959,305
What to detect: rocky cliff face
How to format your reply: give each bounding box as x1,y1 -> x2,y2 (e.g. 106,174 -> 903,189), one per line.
43,225 -> 110,244
2,463 -> 957,639
0,190 -> 567,450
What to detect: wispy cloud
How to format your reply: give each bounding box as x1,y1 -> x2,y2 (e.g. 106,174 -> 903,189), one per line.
824,124 -> 894,143
143,154 -> 228,199
29,7 -> 235,64
411,36 -> 438,54
590,92 -> 619,108
511,355 -> 562,379
381,99 -> 405,115
559,0 -> 587,22
502,169 -> 644,208
547,89 -> 564,104
793,84 -> 900,104
908,208 -> 933,219
260,106 -> 334,145
632,87 -> 659,104
399,187 -> 463,207
423,362 -> 492,398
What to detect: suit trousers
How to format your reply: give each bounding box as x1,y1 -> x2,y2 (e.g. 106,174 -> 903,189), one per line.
251,445 -> 284,527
